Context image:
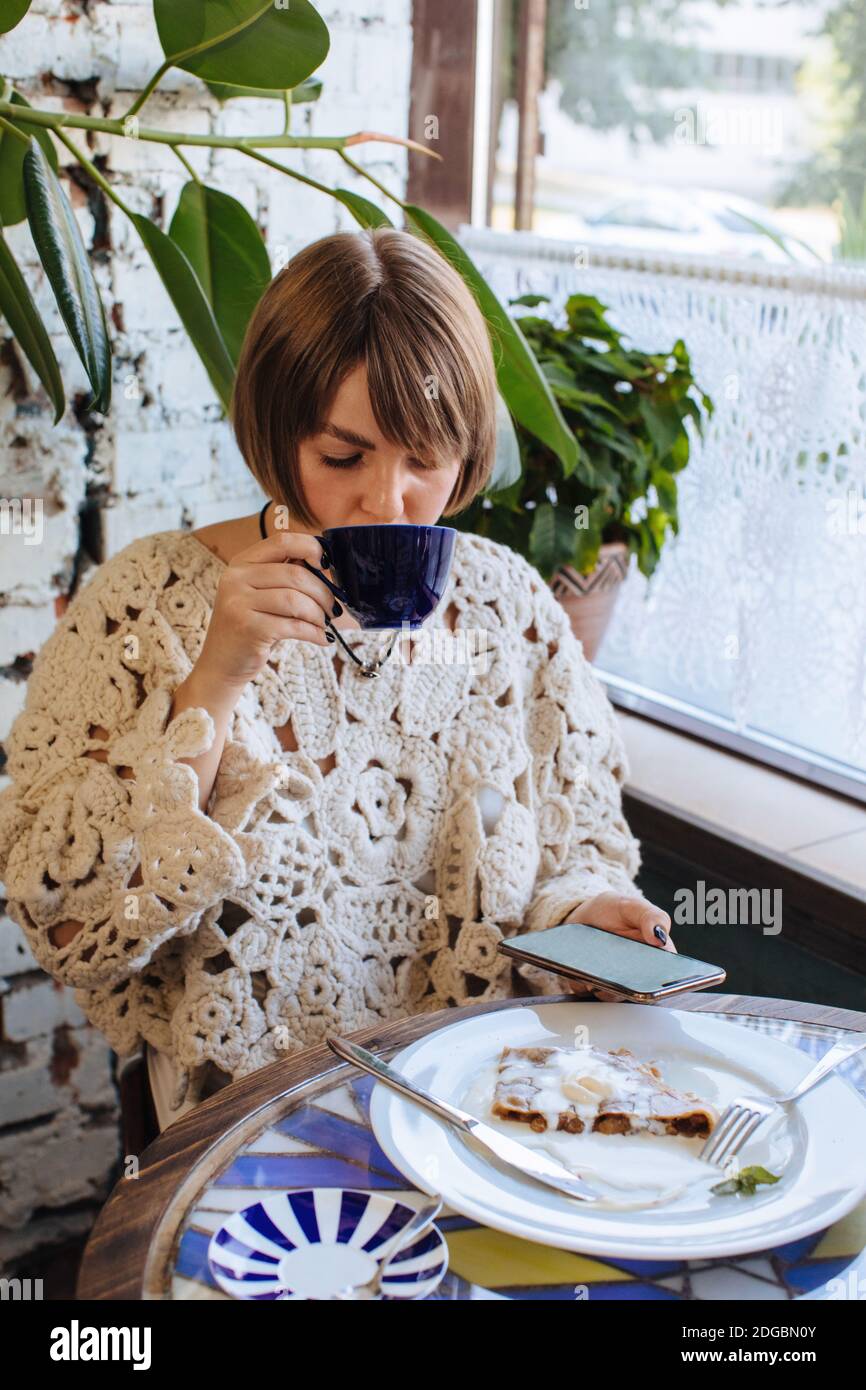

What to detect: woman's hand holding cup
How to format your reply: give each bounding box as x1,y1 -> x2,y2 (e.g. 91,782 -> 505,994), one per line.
194,530 -> 337,696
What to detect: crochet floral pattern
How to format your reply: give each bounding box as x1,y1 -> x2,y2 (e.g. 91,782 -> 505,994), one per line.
0,527 -> 642,1108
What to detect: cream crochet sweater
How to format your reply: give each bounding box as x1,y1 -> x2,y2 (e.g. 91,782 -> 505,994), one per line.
0,526 -> 642,1110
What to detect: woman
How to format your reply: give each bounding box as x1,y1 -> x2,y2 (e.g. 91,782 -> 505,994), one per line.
0,228 -> 674,1132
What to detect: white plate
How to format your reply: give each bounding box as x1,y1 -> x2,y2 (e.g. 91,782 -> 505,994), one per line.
369,1002 -> 866,1260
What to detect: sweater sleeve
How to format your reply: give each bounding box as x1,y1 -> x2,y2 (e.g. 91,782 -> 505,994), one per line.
513,557 -> 644,995
0,550 -> 247,991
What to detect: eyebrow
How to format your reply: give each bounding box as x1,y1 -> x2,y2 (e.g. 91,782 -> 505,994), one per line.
321,422 -> 378,450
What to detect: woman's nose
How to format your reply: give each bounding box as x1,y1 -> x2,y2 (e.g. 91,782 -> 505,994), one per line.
359,479 -> 406,523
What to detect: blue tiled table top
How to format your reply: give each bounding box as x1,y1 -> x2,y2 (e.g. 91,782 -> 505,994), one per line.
169,1012 -> 866,1301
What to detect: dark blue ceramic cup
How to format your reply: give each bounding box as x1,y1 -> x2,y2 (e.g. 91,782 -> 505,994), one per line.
301,523 -> 456,630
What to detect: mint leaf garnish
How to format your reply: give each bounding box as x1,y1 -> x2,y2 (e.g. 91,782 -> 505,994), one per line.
711,1164 -> 782,1196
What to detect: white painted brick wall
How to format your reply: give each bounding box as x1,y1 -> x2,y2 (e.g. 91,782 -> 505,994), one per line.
0,1111 -> 121,1231
0,0 -> 413,1266
0,919 -> 37,977
3,976 -> 86,1041
0,1026 -> 115,1127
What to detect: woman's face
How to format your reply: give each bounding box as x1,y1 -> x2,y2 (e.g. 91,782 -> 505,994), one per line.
294,363 -> 462,530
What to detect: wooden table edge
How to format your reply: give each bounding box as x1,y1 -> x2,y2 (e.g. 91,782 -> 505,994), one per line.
76,991 -> 866,1300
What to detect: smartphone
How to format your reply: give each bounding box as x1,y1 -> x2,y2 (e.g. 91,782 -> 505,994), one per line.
498,921 -> 726,1002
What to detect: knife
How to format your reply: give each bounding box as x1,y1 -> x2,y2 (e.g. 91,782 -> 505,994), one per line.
327,1035 -> 605,1205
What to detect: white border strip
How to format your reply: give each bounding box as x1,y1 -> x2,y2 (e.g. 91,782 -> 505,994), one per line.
459,223 -> 866,298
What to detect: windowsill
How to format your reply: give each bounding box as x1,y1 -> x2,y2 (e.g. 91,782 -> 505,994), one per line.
617,712 -> 866,899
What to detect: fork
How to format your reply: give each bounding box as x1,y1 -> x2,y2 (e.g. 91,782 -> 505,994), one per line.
699,1036 -> 866,1169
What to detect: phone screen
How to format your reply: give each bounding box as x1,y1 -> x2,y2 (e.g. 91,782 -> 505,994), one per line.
498,921 -> 726,1001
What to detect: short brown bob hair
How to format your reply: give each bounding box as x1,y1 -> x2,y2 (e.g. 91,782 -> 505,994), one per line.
231,228 -> 498,527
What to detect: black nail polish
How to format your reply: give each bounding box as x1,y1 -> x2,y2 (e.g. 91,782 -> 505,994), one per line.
325,630 -> 335,643
653,924 -> 668,944
320,550 -> 331,569
332,600 -> 343,617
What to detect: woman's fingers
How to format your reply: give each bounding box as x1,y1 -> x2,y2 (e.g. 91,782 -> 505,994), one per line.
240,561 -> 329,589
250,585 -> 330,630
563,977 -> 624,1002
618,897 -> 677,952
235,544 -> 337,616
599,919 -> 678,953
247,612 -> 330,648
564,976 -> 594,995
234,528 -> 327,568
246,565 -> 337,620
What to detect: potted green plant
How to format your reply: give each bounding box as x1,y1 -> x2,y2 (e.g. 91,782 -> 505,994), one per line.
453,292 -> 713,660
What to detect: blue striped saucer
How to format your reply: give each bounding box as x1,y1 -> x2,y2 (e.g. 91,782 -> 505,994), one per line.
207,1188 -> 448,1300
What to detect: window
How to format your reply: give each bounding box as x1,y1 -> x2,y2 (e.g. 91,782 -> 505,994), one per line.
485,0 -> 849,267
462,0 -> 866,802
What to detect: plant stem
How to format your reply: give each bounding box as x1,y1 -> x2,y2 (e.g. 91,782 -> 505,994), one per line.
123,1 -> 275,120
0,113 -> 31,147
0,101 -> 348,148
39,118 -> 324,239
239,145 -> 333,198
123,59 -> 172,121
172,146 -> 202,184
339,151 -> 405,209
0,102 -> 436,159
52,128 -> 136,221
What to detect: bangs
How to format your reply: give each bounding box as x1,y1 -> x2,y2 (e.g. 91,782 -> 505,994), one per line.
362,304 -> 478,469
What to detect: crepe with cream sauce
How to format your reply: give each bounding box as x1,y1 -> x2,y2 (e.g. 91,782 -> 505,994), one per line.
491,1044 -> 718,1138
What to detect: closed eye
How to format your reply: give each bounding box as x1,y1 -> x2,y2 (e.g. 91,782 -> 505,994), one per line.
319,452 -> 437,471
320,452 -> 363,469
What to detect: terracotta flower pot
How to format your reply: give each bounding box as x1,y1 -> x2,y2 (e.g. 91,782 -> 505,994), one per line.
549,541 -> 630,662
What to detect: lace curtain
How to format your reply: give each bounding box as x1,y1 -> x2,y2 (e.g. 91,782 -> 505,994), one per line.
460,227 -> 866,791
